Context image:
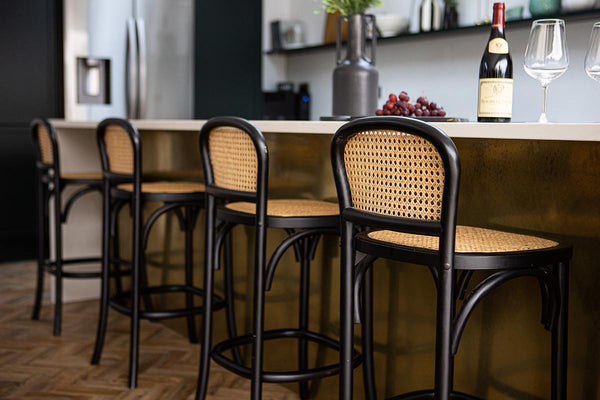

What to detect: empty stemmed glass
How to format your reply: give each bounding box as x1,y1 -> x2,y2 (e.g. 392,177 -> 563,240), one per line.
585,22 -> 600,83
524,19 -> 569,123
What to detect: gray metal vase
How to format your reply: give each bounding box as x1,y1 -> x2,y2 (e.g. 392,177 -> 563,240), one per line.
332,14 -> 378,117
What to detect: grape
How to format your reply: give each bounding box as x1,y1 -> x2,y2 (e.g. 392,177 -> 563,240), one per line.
376,91 -> 446,118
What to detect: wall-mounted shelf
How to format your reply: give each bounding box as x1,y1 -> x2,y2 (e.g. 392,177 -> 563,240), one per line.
266,8 -> 600,55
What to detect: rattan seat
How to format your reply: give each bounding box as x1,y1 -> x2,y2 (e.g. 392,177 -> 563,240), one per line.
112,181 -> 204,203
332,116 -> 571,400
226,199 -> 339,217
220,199 -> 339,229
368,225 -> 558,253
60,172 -> 103,181
116,181 -> 205,193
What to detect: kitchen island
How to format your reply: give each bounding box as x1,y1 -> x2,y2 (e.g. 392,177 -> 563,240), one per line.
51,119 -> 600,399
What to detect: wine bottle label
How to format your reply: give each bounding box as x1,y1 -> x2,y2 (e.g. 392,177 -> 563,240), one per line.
488,38 -> 509,54
478,78 -> 513,118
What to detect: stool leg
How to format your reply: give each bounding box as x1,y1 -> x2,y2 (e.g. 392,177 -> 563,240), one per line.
224,231 -> 243,364
185,206 -> 198,344
251,228 -> 267,400
552,262 -> 569,400
196,197 -> 216,400
53,185 -> 63,336
32,180 -> 46,321
112,211 -> 123,296
340,221 -> 355,400
139,250 -> 155,316
138,201 -> 154,316
298,237 -> 311,399
92,183 -> 112,365
362,266 -> 377,400
434,268 -> 454,400
128,198 -> 142,388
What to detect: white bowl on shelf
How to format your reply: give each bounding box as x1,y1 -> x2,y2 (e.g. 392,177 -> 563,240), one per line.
375,14 -> 409,37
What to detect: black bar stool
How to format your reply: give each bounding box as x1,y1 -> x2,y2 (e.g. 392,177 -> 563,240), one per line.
195,117 -> 361,400
31,118 -> 105,336
331,116 -> 571,400
91,118 -> 227,388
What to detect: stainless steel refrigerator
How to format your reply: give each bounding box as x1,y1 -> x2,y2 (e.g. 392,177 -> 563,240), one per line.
63,0 -> 194,120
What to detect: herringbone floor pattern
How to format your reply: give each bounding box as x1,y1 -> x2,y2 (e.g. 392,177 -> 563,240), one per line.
0,261 -> 299,400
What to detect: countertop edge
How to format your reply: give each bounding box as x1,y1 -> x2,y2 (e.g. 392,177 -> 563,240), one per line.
49,119 -> 600,142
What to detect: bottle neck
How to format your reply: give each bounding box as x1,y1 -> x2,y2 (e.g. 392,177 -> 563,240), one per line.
491,5 -> 505,30
490,4 -> 505,38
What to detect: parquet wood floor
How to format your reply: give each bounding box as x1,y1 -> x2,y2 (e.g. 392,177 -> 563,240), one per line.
0,261 -> 299,400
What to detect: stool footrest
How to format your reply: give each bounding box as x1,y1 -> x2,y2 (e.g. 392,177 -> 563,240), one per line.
388,390 -> 483,400
109,285 -> 226,319
211,328 -> 362,383
43,257 -> 103,278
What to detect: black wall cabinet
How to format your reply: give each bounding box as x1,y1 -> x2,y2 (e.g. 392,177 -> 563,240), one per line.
0,0 -> 63,261
195,0 -> 263,119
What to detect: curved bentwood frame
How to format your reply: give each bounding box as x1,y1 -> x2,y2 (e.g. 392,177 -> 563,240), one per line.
332,116 -> 460,400
196,117 -> 268,400
30,118 -> 102,336
93,118 -> 210,389
93,118 -> 143,388
331,116 -> 570,400
197,117 -> 361,400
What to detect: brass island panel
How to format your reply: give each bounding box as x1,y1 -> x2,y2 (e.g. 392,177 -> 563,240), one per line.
81,128 -> 600,399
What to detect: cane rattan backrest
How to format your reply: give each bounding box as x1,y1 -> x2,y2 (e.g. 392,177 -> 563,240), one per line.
104,125 -> 134,175
343,129 -> 445,221
208,125 -> 258,192
35,124 -> 55,165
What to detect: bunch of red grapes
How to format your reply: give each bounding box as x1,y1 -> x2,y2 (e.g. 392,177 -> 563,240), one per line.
375,92 -> 446,117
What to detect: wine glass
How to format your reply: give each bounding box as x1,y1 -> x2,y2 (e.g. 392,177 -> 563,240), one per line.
524,19 -> 569,123
585,22 -> 600,83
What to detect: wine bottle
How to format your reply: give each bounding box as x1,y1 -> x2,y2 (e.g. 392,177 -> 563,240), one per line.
477,2 -> 513,122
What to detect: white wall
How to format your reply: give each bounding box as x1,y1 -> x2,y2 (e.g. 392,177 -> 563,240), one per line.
263,0 -> 600,122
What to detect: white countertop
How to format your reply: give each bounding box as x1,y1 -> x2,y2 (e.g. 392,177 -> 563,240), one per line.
50,119 -> 600,142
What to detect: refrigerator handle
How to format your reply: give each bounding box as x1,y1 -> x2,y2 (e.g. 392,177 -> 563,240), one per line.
136,18 -> 147,120
126,18 -> 139,119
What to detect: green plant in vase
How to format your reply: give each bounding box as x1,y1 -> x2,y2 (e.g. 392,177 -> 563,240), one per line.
319,0 -> 382,16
